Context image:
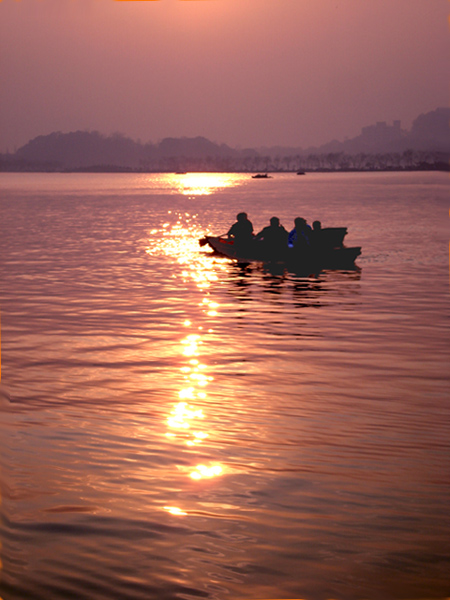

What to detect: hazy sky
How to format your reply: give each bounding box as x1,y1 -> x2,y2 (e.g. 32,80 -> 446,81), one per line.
0,0 -> 448,152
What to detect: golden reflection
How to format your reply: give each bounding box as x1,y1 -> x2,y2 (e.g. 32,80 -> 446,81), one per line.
151,211 -> 229,516
163,506 -> 187,516
164,318 -> 222,464
145,211 -> 230,296
178,387 -> 195,400
166,400 -> 209,446
168,172 -> 239,196
181,334 -> 201,357
190,464 -> 223,480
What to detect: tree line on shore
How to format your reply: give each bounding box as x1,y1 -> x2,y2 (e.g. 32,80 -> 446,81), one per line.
1,107 -> 448,173
1,147 -> 447,173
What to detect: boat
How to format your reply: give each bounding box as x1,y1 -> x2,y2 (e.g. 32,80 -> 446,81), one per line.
252,173 -> 272,179
199,227 -> 361,269
297,171 -> 306,175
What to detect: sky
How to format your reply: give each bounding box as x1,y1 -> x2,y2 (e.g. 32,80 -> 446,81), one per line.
0,0 -> 448,152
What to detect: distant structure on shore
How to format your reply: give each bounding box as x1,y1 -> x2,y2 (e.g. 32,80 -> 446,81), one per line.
1,108 -> 449,173
361,120 -> 403,146
313,108 -> 450,156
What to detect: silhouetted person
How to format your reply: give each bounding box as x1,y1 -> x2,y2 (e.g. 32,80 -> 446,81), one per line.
255,216 -> 288,257
227,212 -> 254,251
310,220 -> 327,258
288,217 -> 312,250
310,220 -> 323,246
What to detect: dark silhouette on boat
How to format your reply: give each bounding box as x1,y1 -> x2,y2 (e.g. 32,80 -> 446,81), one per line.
199,224 -> 361,270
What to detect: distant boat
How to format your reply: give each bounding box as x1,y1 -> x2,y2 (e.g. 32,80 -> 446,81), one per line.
297,171 -> 306,175
175,171 -> 187,175
252,173 -> 272,179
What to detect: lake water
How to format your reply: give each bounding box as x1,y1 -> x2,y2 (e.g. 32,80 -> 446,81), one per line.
0,171 -> 449,600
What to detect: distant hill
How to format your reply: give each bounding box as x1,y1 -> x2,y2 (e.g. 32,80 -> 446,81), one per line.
1,107 -> 448,172
9,132 -> 243,170
408,107 -> 450,151
259,107 -> 450,157
311,107 -> 450,155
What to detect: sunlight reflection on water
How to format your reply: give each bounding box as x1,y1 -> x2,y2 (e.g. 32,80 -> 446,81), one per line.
150,213 -> 230,514
168,172 -> 243,196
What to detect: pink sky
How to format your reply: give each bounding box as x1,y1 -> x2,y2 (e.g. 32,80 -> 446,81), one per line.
0,0 -> 448,152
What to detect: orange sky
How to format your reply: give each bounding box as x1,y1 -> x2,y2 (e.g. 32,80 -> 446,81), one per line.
0,0 -> 448,151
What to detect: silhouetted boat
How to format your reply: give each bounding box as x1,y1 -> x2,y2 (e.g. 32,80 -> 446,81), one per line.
199,227 -> 361,268
252,173 -> 272,179
297,171 -> 306,175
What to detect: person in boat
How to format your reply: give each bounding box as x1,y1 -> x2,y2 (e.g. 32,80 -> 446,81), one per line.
227,212 -> 254,248
309,220 -> 328,258
310,220 -> 322,245
288,217 -> 312,249
255,216 -> 289,256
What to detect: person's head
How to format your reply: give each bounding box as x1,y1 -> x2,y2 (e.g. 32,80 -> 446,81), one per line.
237,212 -> 248,222
294,217 -> 307,229
312,220 -> 322,231
270,216 -> 280,226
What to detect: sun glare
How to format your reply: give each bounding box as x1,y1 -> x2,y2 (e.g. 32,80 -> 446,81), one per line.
168,173 -> 241,196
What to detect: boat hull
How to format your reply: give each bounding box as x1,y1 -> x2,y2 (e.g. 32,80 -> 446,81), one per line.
200,235 -> 361,268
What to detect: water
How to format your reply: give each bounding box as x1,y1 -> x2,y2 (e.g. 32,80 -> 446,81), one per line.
0,171 -> 449,600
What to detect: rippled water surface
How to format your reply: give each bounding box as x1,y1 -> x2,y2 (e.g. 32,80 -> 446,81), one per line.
0,172 -> 449,600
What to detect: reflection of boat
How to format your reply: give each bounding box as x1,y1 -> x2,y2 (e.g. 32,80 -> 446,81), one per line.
199,229 -> 361,268
252,173 -> 272,179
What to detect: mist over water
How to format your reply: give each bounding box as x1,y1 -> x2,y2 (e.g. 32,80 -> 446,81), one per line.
0,172 -> 449,600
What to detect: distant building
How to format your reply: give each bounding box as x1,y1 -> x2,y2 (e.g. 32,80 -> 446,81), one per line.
360,120 -> 404,147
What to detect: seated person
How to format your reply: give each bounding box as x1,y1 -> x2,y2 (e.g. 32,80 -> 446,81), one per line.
312,220 -> 322,233
255,216 -> 288,253
310,220 -> 322,245
288,217 -> 312,249
227,212 -> 254,247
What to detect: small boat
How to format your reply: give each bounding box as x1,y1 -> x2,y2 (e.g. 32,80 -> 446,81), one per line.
252,173 -> 272,179
199,228 -> 361,269
297,171 -> 306,175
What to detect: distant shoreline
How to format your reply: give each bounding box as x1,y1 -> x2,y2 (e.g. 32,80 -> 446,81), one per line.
0,165 -> 448,174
